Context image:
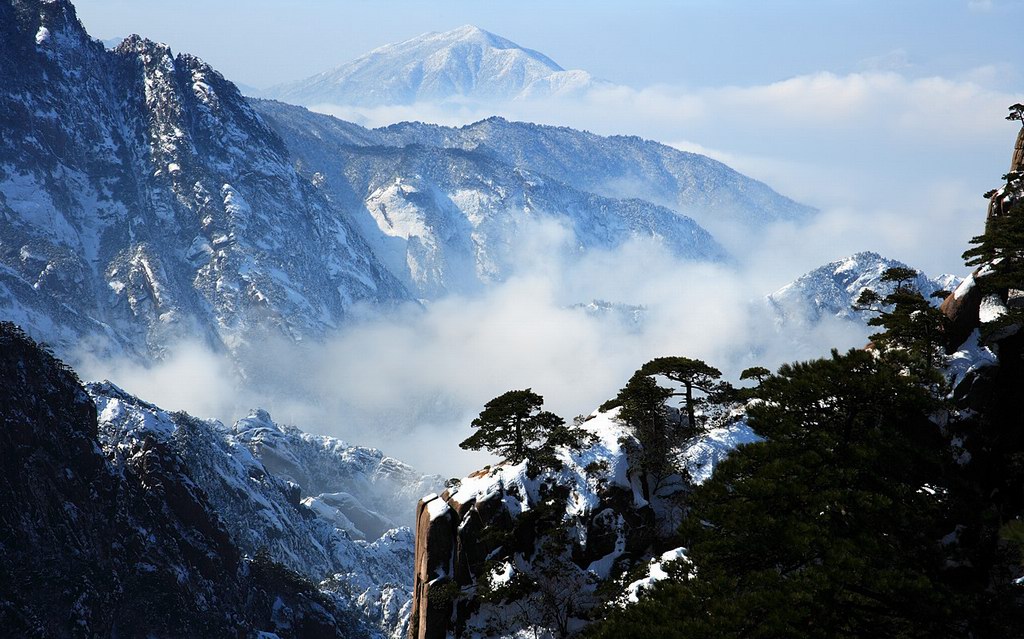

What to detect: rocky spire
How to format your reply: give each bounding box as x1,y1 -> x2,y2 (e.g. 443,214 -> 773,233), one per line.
1011,122 -> 1024,173
939,118 -> 1024,352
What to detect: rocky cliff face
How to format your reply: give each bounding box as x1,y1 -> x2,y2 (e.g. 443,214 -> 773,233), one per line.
0,321 -> 358,637
406,409 -> 759,639
938,125 -> 1024,354
0,0 -> 409,361
90,382 -> 444,639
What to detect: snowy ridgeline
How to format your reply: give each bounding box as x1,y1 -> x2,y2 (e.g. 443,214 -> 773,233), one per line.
254,100 -> 814,298
767,251 -> 960,327
90,380 -> 443,639
1,0 -> 814,364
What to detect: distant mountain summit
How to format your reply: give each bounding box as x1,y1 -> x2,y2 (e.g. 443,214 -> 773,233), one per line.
264,25 -> 597,106
767,251 -> 959,327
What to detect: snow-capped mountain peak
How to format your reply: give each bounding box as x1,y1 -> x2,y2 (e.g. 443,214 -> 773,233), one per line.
386,24 -> 561,66
263,25 -> 594,106
768,251 -> 959,326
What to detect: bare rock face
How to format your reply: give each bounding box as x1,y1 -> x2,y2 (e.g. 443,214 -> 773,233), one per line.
405,423 -> 658,639
408,494 -> 460,639
1011,125 -> 1024,174
941,272 -> 985,353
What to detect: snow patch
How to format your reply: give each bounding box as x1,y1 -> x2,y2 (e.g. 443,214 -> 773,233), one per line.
622,547 -> 690,603
681,419 -> 763,485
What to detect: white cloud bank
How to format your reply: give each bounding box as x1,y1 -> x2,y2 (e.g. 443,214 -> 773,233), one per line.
80,228 -> 871,477
79,68 -> 1021,477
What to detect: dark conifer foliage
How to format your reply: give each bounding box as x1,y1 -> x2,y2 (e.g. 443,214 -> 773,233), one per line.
638,356 -> 727,432
587,118 -> 1024,639
590,350 -> 958,638
854,266 -> 948,376
459,389 -> 591,472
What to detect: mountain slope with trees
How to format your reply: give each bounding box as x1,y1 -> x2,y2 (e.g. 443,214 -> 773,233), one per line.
586,113 -> 1024,639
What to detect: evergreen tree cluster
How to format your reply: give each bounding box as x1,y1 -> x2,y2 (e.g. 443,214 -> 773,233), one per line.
585,111 -> 1024,638
460,110 -> 1024,637
853,265 -> 948,378
459,388 -> 592,475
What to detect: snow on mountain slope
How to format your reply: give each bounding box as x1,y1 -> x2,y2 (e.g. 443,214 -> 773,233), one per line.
0,0 -> 409,360
90,380 -> 443,638
767,251 -> 960,328
378,116 -> 817,229
264,25 -> 597,107
255,102 -> 814,236
255,101 -> 737,297
0,322 -> 362,637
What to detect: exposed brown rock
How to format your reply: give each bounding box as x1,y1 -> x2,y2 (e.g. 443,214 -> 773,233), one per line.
409,495 -> 458,639
407,457 -> 661,639
940,272 -> 984,353
1011,125 -> 1024,173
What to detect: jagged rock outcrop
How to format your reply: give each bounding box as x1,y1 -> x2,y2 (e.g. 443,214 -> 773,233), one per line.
90,384 -> 443,639
0,321 -> 356,637
940,270 -> 986,353
406,410 -> 759,639
939,125 -> 1024,353
1012,124 -> 1024,177
0,0 -> 409,361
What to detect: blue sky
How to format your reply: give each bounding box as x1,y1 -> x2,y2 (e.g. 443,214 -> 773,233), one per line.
74,0 -> 1022,90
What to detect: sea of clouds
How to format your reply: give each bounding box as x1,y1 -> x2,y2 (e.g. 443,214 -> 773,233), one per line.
78,67 -> 1019,476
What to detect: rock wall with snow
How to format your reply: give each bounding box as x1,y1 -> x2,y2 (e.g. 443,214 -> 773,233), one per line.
0,321 -> 363,637
90,382 -> 444,639
406,408 -> 758,639
0,0 -> 409,361
938,125 -> 1024,354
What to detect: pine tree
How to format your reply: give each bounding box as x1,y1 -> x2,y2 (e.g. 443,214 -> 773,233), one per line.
964,172 -> 1024,296
637,356 -> 726,433
853,267 -> 947,378
613,371 -> 675,499
459,389 -> 588,470
739,366 -> 771,384
590,350 -> 956,638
